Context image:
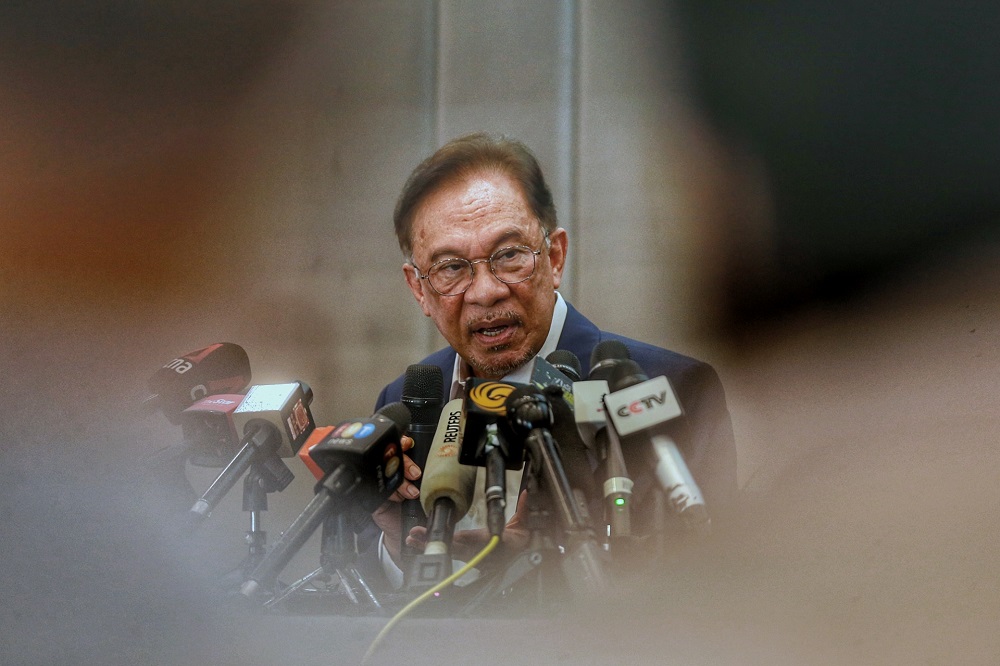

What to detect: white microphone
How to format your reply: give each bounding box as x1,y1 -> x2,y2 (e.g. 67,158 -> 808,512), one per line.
408,399 -> 477,588
603,360 -> 709,533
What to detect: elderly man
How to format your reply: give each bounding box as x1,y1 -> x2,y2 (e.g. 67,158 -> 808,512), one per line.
369,133 -> 736,585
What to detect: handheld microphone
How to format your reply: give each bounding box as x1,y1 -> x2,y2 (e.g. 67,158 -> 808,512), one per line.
240,402 -> 410,596
604,359 -> 710,533
400,364 -> 445,570
188,381 -> 315,525
143,342 -> 252,424
588,341 -> 635,538
407,399 -> 477,587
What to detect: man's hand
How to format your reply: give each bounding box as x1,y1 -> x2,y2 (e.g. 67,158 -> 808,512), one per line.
403,489 -> 531,562
370,434 -> 422,563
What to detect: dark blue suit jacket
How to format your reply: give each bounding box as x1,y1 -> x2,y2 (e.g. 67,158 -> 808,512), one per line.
375,301 -> 738,522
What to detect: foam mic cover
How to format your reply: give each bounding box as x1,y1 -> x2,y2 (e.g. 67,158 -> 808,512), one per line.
419,399 -> 475,520
589,339 -> 631,381
144,342 -> 251,424
459,378 -> 527,469
546,349 -> 582,382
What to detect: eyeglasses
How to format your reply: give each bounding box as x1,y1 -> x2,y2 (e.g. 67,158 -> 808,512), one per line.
412,234 -> 549,296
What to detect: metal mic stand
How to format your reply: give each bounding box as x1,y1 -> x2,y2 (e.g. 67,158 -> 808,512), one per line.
263,512 -> 384,614
216,459 -> 291,592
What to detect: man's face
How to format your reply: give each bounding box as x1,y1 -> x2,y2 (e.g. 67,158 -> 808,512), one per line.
403,171 -> 567,380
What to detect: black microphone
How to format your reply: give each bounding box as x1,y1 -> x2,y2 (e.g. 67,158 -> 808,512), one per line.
504,386 -> 608,595
407,399 -> 477,588
145,393 -> 244,509
588,341 -> 635,539
545,349 -> 582,382
240,402 -> 411,597
543,351 -> 599,526
143,342 -> 252,424
604,360 -> 709,533
177,394 -> 244,468
188,382 -> 315,525
400,364 -> 445,571
458,378 -> 527,469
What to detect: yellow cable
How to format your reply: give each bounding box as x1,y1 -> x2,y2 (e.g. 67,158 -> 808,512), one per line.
360,535 -> 501,665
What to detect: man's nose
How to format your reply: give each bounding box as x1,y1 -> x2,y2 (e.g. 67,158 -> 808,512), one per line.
463,260 -> 509,306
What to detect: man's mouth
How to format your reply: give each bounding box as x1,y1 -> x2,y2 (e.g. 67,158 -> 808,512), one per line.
476,323 -> 510,337
469,312 -> 522,345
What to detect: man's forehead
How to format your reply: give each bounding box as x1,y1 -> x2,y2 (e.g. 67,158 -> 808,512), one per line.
410,173 -> 541,255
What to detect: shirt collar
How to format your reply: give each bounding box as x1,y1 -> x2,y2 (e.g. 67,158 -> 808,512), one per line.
449,291 -> 568,398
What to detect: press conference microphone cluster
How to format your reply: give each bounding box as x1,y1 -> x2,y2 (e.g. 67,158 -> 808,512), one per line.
188,381 -> 315,526
240,402 -> 411,597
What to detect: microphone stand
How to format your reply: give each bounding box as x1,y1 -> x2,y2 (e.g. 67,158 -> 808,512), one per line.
463,417 -> 609,614
263,512 -> 384,614
216,459 -> 290,592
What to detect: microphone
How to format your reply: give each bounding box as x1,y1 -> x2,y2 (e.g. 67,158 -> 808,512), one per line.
143,342 -> 251,424
188,382 -> 315,525
543,351 -> 599,525
604,359 -> 710,533
588,341 -> 635,539
458,378 -> 527,469
545,349 -> 582,382
407,399 -> 477,588
240,402 -> 411,596
504,386 -> 607,595
400,364 -> 445,570
178,394 -> 244,468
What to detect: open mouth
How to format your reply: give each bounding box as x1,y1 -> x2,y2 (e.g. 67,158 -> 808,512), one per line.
469,312 -> 522,346
477,323 -> 510,337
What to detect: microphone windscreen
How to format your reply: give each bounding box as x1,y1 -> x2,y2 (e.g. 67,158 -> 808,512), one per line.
377,401 -> 412,434
402,364 -> 444,423
607,358 -> 649,392
546,350 -> 582,382
146,342 -> 252,423
589,340 -> 630,381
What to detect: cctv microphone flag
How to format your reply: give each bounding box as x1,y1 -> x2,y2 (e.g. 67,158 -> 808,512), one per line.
603,375 -> 683,437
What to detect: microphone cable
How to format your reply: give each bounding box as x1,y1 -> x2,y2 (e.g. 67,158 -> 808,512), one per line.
360,535 -> 501,665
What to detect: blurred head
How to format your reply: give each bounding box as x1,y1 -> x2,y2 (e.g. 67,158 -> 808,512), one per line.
397,134 -> 567,379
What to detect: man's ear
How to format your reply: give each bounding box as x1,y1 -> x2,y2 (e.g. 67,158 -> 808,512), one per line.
546,227 -> 568,289
403,263 -> 432,317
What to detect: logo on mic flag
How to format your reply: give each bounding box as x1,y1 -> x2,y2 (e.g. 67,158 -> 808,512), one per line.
468,381 -> 516,413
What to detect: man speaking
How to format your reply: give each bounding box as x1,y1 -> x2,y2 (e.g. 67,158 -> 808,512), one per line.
368,133 -> 737,583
